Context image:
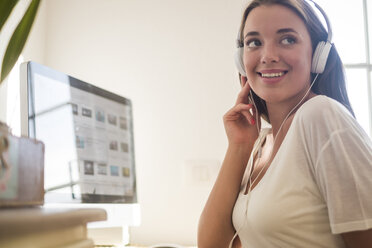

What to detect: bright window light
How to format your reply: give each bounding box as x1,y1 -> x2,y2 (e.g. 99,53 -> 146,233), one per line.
316,0 -> 372,137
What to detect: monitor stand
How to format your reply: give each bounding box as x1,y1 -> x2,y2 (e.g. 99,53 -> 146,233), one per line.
88,225 -> 130,246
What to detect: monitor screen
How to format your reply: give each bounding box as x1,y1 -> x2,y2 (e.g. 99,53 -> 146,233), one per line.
20,61 -> 137,204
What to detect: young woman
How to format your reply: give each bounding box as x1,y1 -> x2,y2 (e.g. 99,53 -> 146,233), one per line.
198,0 -> 372,247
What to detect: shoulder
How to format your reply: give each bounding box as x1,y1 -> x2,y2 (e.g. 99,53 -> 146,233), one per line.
290,95 -> 371,152
298,95 -> 351,120
294,95 -> 358,133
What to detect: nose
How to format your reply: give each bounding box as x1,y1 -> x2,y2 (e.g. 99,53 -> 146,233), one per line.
260,44 -> 279,64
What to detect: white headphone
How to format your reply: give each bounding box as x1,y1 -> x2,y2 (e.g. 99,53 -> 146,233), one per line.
234,0 -> 333,76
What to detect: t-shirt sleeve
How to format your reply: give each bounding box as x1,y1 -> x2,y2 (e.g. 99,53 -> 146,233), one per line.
301,97 -> 372,234
314,127 -> 372,234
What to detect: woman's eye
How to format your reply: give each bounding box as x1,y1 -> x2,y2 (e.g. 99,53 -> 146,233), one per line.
246,39 -> 261,48
281,37 -> 296,45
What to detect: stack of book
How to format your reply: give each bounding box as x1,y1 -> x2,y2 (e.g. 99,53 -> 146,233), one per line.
0,207 -> 106,248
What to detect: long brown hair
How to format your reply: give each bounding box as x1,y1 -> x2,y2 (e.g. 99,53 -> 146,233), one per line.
238,0 -> 355,122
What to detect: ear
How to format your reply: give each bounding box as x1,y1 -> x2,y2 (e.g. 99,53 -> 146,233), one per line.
240,75 -> 248,88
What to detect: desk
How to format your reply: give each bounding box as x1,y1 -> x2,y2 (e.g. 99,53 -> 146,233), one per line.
0,207 -> 107,248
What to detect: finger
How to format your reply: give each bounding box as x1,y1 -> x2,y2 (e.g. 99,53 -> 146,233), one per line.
225,103 -> 256,125
225,103 -> 252,120
250,104 -> 262,129
241,109 -> 256,125
249,99 -> 259,117
235,80 -> 251,105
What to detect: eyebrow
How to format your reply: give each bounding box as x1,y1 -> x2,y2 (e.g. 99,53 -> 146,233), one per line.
244,28 -> 298,39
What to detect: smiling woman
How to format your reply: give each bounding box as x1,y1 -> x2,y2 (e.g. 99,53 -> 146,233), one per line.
197,0 -> 372,248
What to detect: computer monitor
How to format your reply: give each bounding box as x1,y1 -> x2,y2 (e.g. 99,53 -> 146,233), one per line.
19,61 -> 140,234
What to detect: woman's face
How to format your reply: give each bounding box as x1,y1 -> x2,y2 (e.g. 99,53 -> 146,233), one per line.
243,4 -> 313,105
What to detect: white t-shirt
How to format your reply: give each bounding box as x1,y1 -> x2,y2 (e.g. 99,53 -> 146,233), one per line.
232,95 -> 372,248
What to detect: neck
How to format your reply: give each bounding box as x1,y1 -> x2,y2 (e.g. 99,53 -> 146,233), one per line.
266,91 -> 316,137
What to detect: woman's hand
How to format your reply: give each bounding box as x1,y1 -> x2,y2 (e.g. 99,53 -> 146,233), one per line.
198,77 -> 260,248
223,76 -> 259,146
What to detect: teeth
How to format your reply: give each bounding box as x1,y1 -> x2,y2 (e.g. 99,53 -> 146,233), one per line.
261,72 -> 285,78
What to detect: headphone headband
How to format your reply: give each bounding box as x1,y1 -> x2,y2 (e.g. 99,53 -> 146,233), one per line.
308,0 -> 332,42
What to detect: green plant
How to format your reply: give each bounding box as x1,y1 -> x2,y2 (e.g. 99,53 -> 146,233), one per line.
0,0 -> 41,84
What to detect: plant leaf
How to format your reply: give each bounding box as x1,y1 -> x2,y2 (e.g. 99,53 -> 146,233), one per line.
0,0 -> 18,31
0,0 -> 41,83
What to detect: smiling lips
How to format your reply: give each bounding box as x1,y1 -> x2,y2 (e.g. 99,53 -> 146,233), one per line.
261,71 -> 285,78
257,70 -> 288,83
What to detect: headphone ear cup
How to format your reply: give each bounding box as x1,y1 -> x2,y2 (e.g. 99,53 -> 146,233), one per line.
234,47 -> 247,76
311,41 -> 332,74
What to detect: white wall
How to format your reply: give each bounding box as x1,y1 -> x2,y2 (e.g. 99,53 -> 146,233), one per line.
23,0 -> 47,64
24,0 -> 249,245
